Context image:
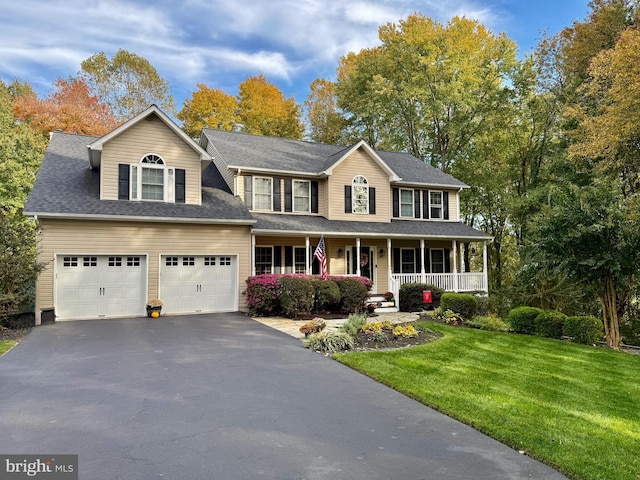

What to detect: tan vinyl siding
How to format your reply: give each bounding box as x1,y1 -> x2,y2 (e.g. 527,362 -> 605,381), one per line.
448,190 -> 459,222
236,174 -> 244,201
318,179 -> 329,217
36,219 -> 252,316
328,147 -> 391,222
101,115 -> 201,204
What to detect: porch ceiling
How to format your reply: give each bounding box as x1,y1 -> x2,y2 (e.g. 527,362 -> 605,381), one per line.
251,213 -> 492,241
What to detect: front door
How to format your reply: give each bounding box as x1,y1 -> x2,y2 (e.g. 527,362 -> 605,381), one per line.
350,246 -> 376,292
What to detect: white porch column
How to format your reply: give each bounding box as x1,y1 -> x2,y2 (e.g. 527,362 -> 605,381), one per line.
356,238 -> 361,276
483,241 -> 488,293
420,238 -> 426,284
251,234 -> 256,276
305,236 -> 310,274
453,240 -> 459,292
387,238 -> 392,278
460,244 -> 465,273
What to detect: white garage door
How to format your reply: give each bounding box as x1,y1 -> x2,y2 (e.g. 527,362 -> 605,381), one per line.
160,255 -> 238,315
55,255 -> 147,320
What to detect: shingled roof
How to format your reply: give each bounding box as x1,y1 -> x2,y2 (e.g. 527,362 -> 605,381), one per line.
201,129 -> 468,189
24,132 -> 255,224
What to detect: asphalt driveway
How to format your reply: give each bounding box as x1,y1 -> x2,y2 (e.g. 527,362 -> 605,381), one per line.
0,313 -> 566,479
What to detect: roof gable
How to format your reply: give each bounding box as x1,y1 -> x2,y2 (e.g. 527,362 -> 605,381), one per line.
321,140 -> 401,181
87,105 -> 211,169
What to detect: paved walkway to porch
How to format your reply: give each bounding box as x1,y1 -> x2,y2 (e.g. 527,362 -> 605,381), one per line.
253,311 -> 421,338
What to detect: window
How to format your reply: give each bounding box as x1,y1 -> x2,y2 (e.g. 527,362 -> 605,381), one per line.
352,176 -> 368,214
255,247 -> 273,274
108,257 -> 122,267
254,177 -> 273,210
431,249 -> 445,273
182,257 -> 195,266
127,257 -> 140,267
293,180 -> 310,212
83,256 -> 97,267
294,247 -> 306,274
63,256 -> 78,267
430,191 -> 443,219
129,154 -> 170,202
400,189 -> 414,217
401,249 -> 416,273
204,257 -> 215,266
220,257 -> 231,266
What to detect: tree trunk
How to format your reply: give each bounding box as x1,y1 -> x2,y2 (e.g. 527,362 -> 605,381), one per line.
599,275 -> 621,350
463,242 -> 470,273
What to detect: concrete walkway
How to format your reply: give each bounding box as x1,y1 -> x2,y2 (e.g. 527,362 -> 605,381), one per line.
253,311 -> 421,338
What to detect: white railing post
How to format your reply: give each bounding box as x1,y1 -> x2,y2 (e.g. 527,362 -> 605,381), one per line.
483,241 -> 488,293
420,238 -> 426,284
453,240 -> 459,292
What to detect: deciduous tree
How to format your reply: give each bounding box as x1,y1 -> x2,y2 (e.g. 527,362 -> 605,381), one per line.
177,83 -> 238,138
304,78 -> 347,144
237,74 -> 303,139
13,77 -> 118,136
80,49 -> 175,120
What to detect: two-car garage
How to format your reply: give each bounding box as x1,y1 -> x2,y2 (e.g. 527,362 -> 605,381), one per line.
54,253 -> 238,320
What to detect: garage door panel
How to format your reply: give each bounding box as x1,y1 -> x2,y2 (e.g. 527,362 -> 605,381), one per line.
56,255 -> 146,320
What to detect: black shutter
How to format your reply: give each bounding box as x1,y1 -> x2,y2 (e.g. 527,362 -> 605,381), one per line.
443,191 -> 449,220
273,178 -> 281,211
414,190 -> 421,218
424,248 -> 431,273
284,246 -> 293,273
444,248 -> 451,273
284,179 -> 292,212
393,248 -> 400,273
369,187 -> 376,214
274,246 -> 282,273
311,181 -> 318,213
344,185 -> 352,213
423,190 -> 430,219
311,247 -> 320,274
175,169 -> 186,203
118,164 -> 129,200
244,176 -> 253,208
415,248 -> 421,274
392,188 -> 399,217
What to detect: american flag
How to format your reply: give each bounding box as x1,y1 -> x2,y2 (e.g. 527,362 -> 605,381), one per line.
314,236 -> 328,280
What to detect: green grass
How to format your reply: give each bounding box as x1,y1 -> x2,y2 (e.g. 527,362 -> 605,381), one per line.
0,340 -> 16,356
334,322 -> 640,480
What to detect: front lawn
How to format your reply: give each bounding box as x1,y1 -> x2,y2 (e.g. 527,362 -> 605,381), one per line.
334,322 -> 640,480
0,340 -> 16,356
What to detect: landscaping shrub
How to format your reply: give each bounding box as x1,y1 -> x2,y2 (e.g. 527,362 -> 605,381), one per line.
433,308 -> 465,325
440,293 -> 478,320
299,318 -> 327,336
467,315 -> 510,332
246,275 -> 281,316
335,278 -> 369,313
0,311 -> 35,329
279,276 -> 314,317
312,279 -> 341,312
392,324 -> 418,338
534,310 -> 567,339
303,330 -> 354,352
508,306 -> 542,335
399,283 -> 444,312
475,296 -> 491,316
361,321 -> 392,334
564,315 -> 603,345
340,313 -> 367,336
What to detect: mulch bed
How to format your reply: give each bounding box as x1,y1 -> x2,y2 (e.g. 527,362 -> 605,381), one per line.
0,328 -> 31,342
352,328 -> 442,352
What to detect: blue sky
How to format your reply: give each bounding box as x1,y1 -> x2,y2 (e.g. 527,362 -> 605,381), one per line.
0,0 -> 589,111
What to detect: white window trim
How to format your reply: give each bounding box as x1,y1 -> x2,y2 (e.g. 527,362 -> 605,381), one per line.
400,188 -> 414,218
255,245 -> 274,274
429,191 -> 443,219
430,248 -> 445,273
293,179 -> 311,213
352,175 -> 369,214
253,176 -> 273,211
293,246 -> 306,274
130,153 -> 172,203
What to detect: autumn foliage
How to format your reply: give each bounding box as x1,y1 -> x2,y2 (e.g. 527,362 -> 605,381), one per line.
13,78 -> 118,136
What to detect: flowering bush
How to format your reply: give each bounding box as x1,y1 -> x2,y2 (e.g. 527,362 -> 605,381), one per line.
392,324 -> 418,338
299,317 -> 327,336
384,291 -> 394,301
246,275 -> 282,316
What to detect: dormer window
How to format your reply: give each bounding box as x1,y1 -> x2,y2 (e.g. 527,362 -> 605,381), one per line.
352,176 -> 369,214
119,153 -> 184,203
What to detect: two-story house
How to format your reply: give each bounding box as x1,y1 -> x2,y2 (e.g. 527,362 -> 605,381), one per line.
24,105 -> 491,324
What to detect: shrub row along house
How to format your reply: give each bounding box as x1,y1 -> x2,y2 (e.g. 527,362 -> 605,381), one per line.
24,105 -> 491,323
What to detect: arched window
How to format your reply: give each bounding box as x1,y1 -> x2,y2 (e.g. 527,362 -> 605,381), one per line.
131,153 -> 172,201
352,175 -> 369,214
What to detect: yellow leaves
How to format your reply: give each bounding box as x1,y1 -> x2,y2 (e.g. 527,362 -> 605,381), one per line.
177,83 -> 237,138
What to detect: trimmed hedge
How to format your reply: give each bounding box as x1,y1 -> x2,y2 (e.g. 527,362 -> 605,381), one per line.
399,283 -> 444,312
508,306 -> 542,335
440,293 -> 478,320
564,315 -> 603,344
280,276 -> 315,318
246,274 -> 282,316
534,310 -> 567,339
311,278 -> 341,312
335,278 -> 369,314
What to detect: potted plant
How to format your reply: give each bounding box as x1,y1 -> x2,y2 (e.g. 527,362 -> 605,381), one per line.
384,291 -> 394,303
146,299 -> 163,317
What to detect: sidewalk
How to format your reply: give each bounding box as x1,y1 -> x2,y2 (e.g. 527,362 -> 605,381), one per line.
253,311 -> 421,339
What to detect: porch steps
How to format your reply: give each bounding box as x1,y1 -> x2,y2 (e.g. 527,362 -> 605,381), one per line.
367,294 -> 399,314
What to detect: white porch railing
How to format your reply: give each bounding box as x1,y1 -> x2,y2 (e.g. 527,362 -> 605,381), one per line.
391,272 -> 486,295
